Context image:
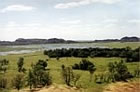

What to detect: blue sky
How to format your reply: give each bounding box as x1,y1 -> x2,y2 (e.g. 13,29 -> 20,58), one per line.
0,0 -> 140,41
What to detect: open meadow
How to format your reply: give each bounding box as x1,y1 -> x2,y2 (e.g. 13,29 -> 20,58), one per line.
0,42 -> 140,92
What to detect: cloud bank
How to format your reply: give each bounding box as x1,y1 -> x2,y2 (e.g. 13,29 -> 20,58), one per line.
1,5 -> 36,13
55,0 -> 121,9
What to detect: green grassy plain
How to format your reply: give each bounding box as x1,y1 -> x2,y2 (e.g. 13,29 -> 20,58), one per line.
0,42 -> 140,92
0,51 -> 139,92
95,42 -> 140,49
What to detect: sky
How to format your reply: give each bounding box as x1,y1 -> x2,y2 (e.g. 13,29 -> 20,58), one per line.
0,0 -> 140,41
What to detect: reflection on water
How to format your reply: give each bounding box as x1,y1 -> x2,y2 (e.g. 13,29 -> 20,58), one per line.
0,43 -> 107,56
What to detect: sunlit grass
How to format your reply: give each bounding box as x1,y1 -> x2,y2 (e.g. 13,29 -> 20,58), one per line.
0,50 -> 139,92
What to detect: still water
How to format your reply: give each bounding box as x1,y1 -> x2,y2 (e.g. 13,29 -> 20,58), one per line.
0,43 -> 107,56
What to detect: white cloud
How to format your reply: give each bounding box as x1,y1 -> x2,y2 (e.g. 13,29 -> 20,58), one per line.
128,19 -> 140,23
55,0 -> 121,9
60,20 -> 81,24
103,19 -> 119,23
1,5 -> 36,13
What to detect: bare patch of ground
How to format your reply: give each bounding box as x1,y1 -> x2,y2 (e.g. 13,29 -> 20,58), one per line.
13,84 -> 83,92
104,82 -> 140,92
38,85 -> 83,92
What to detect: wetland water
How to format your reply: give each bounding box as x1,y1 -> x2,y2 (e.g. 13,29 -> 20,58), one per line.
0,43 -> 107,56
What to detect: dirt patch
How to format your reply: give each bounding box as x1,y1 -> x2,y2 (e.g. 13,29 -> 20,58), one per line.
38,85 -> 82,92
15,84 -> 83,92
104,82 -> 140,92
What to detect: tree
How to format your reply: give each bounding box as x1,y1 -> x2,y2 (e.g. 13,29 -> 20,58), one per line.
61,65 -> 81,86
61,66 -> 74,86
17,57 -> 26,73
36,60 -> 47,70
29,59 -> 52,88
12,73 -> 25,91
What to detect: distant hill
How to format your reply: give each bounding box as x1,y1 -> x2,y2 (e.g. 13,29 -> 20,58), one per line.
120,36 -> 140,42
0,36 -> 139,45
0,38 -> 76,45
94,39 -> 119,42
94,36 -> 140,42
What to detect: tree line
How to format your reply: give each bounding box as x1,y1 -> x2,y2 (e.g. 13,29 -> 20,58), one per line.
44,47 -> 140,62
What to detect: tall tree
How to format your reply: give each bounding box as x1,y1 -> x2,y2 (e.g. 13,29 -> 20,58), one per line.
17,57 -> 24,72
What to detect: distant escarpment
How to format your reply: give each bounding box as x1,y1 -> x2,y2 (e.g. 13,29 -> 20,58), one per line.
0,38 -> 76,45
95,36 -> 140,42
120,36 -> 140,42
0,36 -> 139,45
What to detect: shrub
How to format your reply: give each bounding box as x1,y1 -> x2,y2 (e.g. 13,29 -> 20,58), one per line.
61,66 -> 74,86
61,65 -> 81,86
12,73 -> 25,91
108,61 -> 133,81
72,59 -> 95,70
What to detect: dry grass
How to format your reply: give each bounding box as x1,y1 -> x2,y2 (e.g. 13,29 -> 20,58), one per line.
104,81 -> 140,92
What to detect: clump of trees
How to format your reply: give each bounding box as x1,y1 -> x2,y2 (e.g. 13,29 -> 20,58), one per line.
108,61 -> 133,81
72,59 -> 96,71
94,61 -> 134,84
27,59 -> 52,90
72,59 -> 96,82
61,65 -> 80,86
44,47 -> 140,62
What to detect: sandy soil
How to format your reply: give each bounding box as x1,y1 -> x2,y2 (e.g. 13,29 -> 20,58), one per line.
13,84 -> 83,92
104,82 -> 140,92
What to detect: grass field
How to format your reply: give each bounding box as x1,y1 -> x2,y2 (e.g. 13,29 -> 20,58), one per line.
0,42 -> 140,92
95,42 -> 140,49
0,51 -> 139,92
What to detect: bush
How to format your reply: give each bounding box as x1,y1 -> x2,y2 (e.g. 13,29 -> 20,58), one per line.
61,66 -> 74,86
61,65 -> 80,86
72,59 -> 95,70
108,61 -> 133,81
12,73 -> 25,91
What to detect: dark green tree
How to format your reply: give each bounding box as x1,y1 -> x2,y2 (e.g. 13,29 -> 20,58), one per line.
17,57 -> 26,72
